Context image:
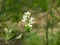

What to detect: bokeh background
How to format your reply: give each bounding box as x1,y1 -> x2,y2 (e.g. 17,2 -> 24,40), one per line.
0,0 -> 60,45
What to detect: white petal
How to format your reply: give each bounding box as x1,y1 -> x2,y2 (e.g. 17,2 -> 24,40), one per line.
30,17 -> 34,21
21,19 -> 25,22
28,24 -> 32,27
24,12 -> 31,15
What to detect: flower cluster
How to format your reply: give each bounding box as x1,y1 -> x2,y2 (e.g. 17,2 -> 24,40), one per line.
22,12 -> 31,22
21,12 -> 34,32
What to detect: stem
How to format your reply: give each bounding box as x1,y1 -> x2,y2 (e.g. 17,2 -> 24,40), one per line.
50,0 -> 54,45
45,11 -> 49,45
46,26 -> 49,45
51,27 -> 54,45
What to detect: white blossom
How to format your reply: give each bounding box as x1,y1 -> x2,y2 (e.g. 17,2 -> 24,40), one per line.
24,11 -> 31,16
28,24 -> 32,27
21,11 -> 35,31
25,24 -> 32,28
22,12 -> 31,22
29,17 -> 35,24
21,19 -> 25,22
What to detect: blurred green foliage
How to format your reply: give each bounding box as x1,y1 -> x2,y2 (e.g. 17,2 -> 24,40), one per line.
0,0 -> 60,45
23,33 -> 41,45
0,0 -> 50,22
0,0 -> 60,22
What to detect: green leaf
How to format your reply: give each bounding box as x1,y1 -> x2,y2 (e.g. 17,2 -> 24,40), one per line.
25,26 -> 30,32
15,33 -> 22,39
